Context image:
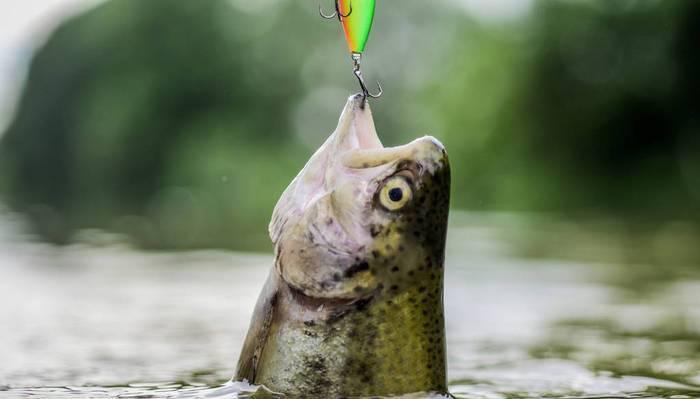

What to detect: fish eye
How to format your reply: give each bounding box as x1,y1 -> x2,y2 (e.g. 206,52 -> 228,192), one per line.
379,177 -> 413,211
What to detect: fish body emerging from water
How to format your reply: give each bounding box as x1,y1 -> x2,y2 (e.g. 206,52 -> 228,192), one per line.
235,95 -> 451,398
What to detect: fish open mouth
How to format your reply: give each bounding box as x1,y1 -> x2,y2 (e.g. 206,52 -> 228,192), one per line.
337,94 -> 439,170
345,94 -> 385,150
331,94 -> 383,158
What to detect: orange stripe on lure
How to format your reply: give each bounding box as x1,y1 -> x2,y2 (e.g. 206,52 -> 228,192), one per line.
320,0 -> 382,99
338,0 -> 376,54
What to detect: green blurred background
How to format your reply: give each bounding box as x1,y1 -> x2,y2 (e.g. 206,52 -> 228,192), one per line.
1,0 -> 698,252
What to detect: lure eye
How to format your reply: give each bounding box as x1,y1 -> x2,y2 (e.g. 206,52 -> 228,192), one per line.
379,177 -> 412,211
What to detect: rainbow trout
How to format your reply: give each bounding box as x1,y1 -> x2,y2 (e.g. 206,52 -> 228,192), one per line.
235,95 -> 451,398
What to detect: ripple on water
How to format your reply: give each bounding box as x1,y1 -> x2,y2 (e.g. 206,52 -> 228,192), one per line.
3,381 -> 455,398
4,381 -> 700,399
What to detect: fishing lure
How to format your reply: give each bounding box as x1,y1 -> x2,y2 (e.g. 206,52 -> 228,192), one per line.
320,0 -> 382,99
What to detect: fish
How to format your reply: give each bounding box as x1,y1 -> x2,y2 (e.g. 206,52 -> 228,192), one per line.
234,94 -> 451,398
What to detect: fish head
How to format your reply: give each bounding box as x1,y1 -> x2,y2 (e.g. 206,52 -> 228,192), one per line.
270,94 -> 450,301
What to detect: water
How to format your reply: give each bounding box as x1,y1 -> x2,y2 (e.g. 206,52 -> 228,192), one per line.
1,208 -> 699,399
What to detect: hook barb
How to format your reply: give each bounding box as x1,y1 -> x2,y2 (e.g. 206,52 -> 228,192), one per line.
354,69 -> 383,99
319,1 -> 352,20
351,53 -> 382,99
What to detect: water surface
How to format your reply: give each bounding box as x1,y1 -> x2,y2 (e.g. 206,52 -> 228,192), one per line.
1,209 -> 699,398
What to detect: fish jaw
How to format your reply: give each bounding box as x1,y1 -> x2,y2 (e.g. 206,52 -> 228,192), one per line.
268,94 -> 380,246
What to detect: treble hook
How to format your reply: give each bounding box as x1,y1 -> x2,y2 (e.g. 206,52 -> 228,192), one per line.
352,53 -> 382,99
319,0 -> 352,20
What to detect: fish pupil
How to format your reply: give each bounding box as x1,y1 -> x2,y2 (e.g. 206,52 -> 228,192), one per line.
389,188 -> 403,202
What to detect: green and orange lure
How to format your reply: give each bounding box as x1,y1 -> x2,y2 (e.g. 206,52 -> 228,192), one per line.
320,0 -> 382,99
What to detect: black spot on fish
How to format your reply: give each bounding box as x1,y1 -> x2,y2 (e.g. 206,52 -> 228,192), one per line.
302,354 -> 329,395
344,261 -> 370,278
353,296 -> 373,312
327,295 -> 375,324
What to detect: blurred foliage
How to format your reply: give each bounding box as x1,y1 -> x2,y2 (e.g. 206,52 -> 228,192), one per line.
427,0 -> 700,220
0,0 -> 699,250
